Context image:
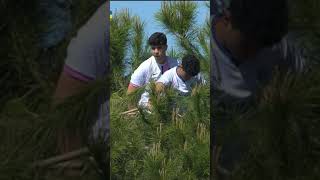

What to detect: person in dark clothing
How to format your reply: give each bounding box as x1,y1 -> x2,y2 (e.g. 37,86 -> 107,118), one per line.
210,0 -> 305,178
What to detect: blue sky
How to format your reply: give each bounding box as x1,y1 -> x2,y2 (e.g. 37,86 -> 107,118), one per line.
110,1 -> 210,50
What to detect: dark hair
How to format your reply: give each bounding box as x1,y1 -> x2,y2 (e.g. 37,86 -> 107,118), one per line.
229,0 -> 288,47
182,55 -> 200,77
148,32 -> 167,46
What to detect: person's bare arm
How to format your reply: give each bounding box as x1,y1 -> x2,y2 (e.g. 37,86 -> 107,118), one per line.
53,71 -> 89,104
126,83 -> 141,109
53,71 -> 89,153
127,83 -> 140,95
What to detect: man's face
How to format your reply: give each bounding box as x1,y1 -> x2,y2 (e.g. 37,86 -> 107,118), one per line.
151,45 -> 167,61
214,13 -> 259,59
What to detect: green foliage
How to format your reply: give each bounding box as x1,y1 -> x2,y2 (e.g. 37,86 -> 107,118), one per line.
111,83 -> 210,179
167,48 -> 181,60
155,1 -> 198,37
111,2 -> 210,178
110,9 -> 132,72
110,10 -> 151,91
214,1 -> 320,179
131,15 -> 151,71
155,1 -> 210,75
0,0 -> 109,179
289,0 -> 320,67
0,77 -> 110,179
224,70 -> 320,180
110,9 -> 132,91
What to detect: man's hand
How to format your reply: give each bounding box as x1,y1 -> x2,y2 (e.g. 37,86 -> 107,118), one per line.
155,82 -> 165,94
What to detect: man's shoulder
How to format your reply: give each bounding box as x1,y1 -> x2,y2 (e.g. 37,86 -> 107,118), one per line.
167,66 -> 177,75
260,33 -> 305,73
167,56 -> 179,66
161,66 -> 176,78
270,33 -> 299,56
137,56 -> 155,68
157,67 -> 176,84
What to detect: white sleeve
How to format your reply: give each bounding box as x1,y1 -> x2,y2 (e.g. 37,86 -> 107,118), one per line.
197,73 -> 207,85
64,3 -> 107,81
130,63 -> 148,87
157,70 -> 172,86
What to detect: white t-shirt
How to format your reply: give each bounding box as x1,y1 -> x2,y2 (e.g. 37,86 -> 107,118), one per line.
129,56 -> 178,107
157,67 -> 206,96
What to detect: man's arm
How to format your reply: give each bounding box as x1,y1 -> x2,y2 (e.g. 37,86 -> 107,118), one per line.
52,1 -> 108,153
53,71 -> 90,153
127,83 -> 140,95
53,71 -> 89,104
126,67 -> 144,109
127,62 -> 147,95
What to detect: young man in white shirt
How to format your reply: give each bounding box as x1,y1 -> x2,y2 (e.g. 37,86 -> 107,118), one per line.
127,32 -> 178,108
156,55 -> 205,96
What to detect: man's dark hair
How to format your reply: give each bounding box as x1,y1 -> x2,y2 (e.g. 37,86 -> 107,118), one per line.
182,55 -> 200,77
229,0 -> 288,47
148,32 -> 167,46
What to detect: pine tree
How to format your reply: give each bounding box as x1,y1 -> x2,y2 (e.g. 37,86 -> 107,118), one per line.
214,1 -> 320,179
0,0 -> 108,179
110,1 -> 210,179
